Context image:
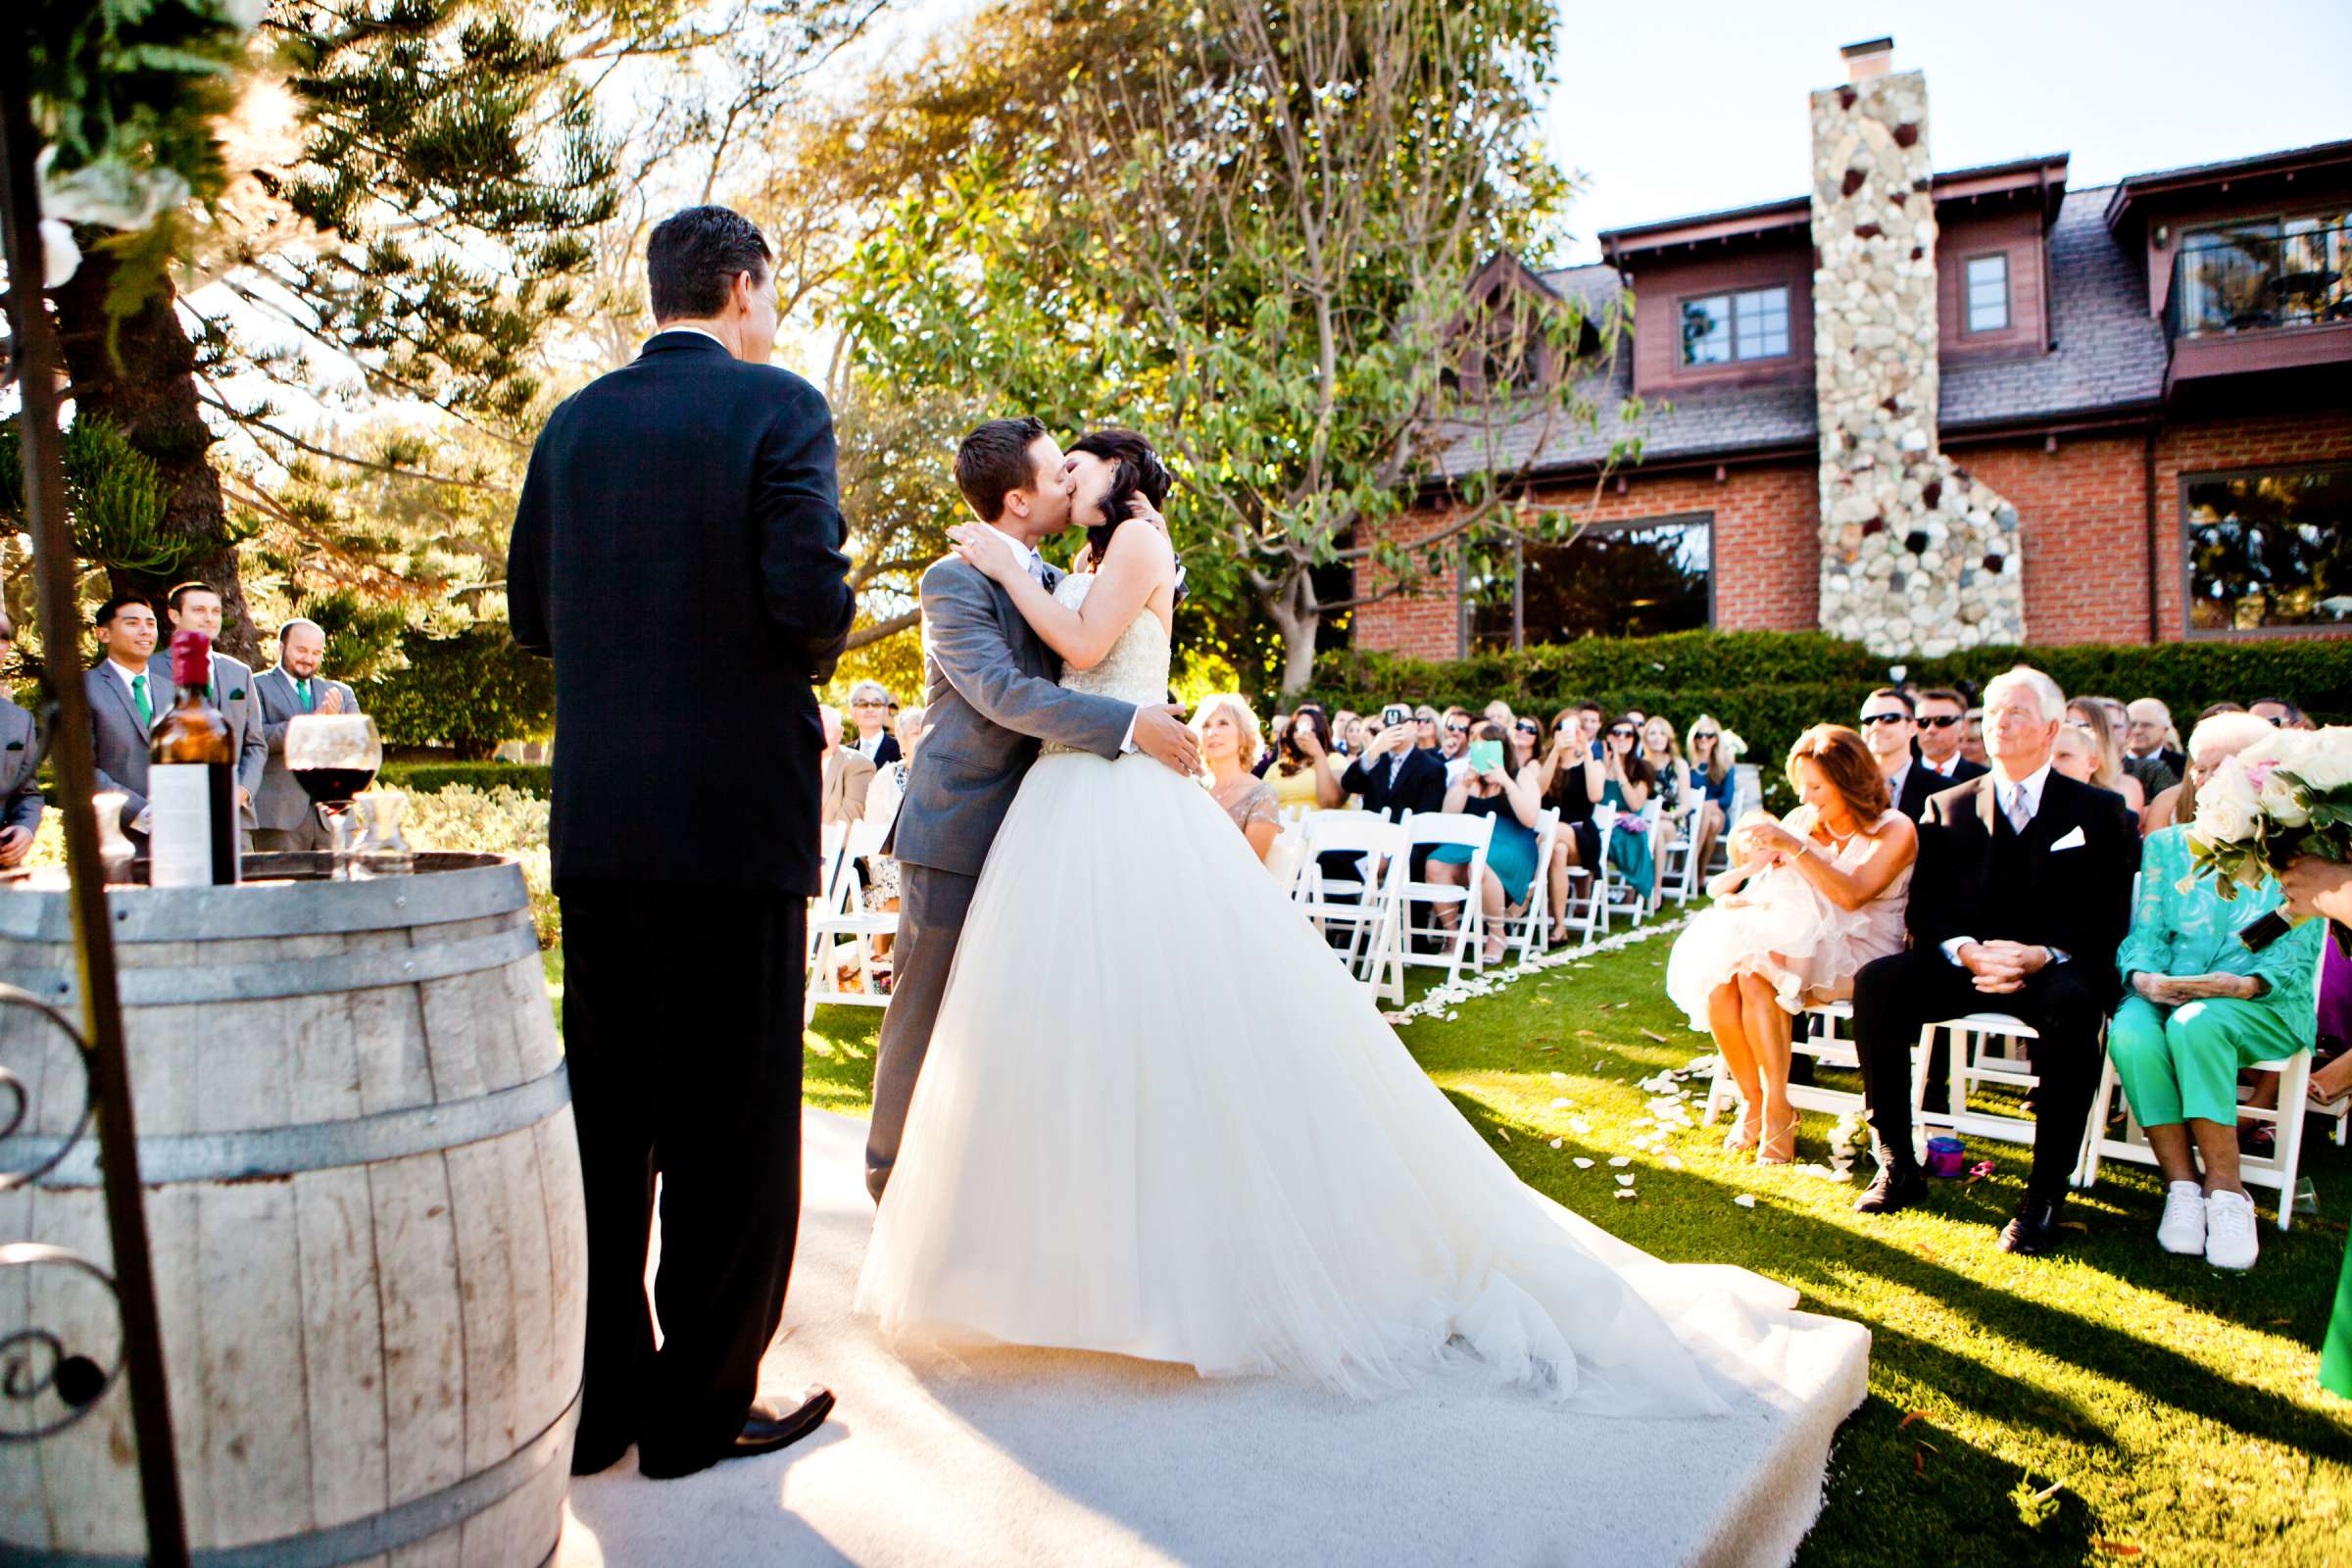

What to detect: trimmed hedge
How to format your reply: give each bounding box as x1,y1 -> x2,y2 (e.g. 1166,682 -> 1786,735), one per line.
1304,630 -> 2352,806
379,760 -> 552,798
364,627 -> 554,760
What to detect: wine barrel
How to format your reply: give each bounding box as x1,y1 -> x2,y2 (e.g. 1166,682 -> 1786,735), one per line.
0,855 -> 584,1565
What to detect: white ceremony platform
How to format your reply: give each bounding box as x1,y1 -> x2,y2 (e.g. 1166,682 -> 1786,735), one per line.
558,1109 -> 1871,1568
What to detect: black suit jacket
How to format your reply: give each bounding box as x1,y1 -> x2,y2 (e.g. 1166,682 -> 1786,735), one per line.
859,731 -> 902,769
1905,769 -> 2138,1006
1342,745 -> 1449,823
510,331 -> 854,896
1893,756 -> 1987,820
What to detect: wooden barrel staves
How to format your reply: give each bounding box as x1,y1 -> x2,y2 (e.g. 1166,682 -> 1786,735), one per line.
0,854 -> 585,1565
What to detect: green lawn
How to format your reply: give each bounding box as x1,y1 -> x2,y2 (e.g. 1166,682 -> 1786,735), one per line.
544,929 -> 2352,1562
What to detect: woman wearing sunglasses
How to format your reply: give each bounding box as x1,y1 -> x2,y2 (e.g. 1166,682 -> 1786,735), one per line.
1600,714 -> 1657,906
1684,715 -> 1738,879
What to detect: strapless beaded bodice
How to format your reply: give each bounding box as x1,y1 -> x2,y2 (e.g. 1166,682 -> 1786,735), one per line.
1040,574 -> 1172,752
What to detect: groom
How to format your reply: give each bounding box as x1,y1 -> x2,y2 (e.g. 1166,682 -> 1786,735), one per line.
864,417 -> 1200,1201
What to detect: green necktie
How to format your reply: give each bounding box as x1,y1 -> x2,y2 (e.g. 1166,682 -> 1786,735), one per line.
298,677 -> 313,710
130,673 -> 152,727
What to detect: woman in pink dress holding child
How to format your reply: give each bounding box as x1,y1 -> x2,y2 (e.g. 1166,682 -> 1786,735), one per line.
1666,724 -> 1918,1163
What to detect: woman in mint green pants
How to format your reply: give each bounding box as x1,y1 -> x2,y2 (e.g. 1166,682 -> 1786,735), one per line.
2110,822 -> 2323,1269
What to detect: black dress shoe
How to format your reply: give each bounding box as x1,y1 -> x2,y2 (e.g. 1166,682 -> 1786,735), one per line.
640,1386 -> 836,1480
1852,1161 -> 1929,1216
1998,1196 -> 2065,1257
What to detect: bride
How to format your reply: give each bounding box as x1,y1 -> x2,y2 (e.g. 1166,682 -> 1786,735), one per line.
855,430 -> 1801,1416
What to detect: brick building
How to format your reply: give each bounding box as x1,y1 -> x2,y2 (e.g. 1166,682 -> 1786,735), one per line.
1353,40 -> 2352,661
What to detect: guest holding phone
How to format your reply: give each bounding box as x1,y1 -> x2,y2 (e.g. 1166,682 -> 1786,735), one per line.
1541,706 -> 1605,944
1269,704 -> 1346,813
1601,713 -> 1658,906
1425,722 -> 1544,965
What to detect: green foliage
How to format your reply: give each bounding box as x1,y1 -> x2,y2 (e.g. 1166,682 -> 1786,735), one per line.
380,760 -> 550,796
362,625 -> 553,759
400,783 -> 554,943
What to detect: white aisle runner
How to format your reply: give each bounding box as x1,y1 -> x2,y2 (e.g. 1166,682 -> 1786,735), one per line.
558,1109 -> 1870,1568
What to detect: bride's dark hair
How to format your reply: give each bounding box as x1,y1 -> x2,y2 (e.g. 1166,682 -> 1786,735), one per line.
1069,428 -> 1173,568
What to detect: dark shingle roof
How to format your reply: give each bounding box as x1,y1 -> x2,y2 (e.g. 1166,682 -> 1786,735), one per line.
1436,185 -> 2167,481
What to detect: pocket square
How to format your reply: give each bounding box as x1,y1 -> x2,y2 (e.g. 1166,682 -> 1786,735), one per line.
2049,825 -> 2086,852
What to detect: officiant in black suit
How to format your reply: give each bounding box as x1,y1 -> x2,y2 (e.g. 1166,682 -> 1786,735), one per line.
1848,667 -> 2138,1257
510,205 -> 852,1480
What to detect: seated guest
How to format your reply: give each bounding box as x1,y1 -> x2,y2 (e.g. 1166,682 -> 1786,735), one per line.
1575,700 -> 1605,759
1960,706 -> 1988,768
1267,703 -> 1347,812
1439,707 -> 1474,785
1848,665 -> 2138,1255
2250,695 -> 2310,729
1682,714 -> 1738,880
1599,712 -> 1656,906
845,679 -> 901,765
0,616 -> 44,865
1509,713 -> 1544,773
1412,705 -> 1442,751
1197,693 -> 1281,863
2109,710 -> 2322,1271
2063,699 -> 2145,820
819,706 -> 875,826
2139,701 -> 2246,834
1913,687 -> 1985,791
1666,725 -> 1917,1163
1256,710 -> 1291,777
1330,709 -> 1359,759
1425,722 -> 1545,965
1861,686 -> 1936,821
1482,699 -> 1515,732
894,704 -> 925,759
1639,714 -> 1690,880
2123,697 -> 2184,797
1540,706 -> 1604,943
1341,709 -> 1448,823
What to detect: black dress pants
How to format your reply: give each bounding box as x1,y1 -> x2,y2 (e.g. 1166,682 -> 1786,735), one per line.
1851,947 -> 2108,1200
560,879 -> 807,1474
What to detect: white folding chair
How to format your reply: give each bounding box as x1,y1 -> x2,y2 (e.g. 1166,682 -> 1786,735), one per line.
2079,1047 -> 2315,1230
1294,810 -> 1404,989
1591,815 -> 1651,934
805,819 -> 898,1017
1495,808 -> 1560,964
1921,1011 -> 2056,1153
1699,1000 -> 1931,1127
1396,809 -> 1495,984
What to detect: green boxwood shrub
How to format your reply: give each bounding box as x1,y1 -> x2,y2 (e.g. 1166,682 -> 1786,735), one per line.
364,626 -> 554,760
380,760 -> 552,798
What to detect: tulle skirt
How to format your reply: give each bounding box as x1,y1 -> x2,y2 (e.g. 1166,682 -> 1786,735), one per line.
1663,863 -> 1907,1031
856,749 -> 1825,1416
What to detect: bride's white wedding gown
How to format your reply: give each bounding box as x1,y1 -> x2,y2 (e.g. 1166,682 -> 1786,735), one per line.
856,576 -> 1809,1415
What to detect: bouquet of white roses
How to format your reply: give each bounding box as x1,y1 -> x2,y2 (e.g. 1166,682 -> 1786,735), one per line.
2183,724 -> 2352,952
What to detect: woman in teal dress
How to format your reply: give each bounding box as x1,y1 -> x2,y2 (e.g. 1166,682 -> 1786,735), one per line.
2111,821 -> 2323,1270
1599,712 -> 1657,904
1427,721 -> 1545,964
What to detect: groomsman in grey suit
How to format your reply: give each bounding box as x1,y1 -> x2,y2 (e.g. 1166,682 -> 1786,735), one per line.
86,594 -> 165,838
149,582 -> 268,838
253,617 -> 361,851
863,416 -> 1200,1201
0,617 -> 47,864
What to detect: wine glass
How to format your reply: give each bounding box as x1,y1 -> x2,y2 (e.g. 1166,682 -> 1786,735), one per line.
284,714 -> 383,879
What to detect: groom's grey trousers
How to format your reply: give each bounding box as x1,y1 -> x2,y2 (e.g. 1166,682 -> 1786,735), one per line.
864,861 -> 978,1200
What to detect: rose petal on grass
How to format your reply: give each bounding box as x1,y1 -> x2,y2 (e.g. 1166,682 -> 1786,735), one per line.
1573,1156 -> 1595,1169
1734,1194 -> 1757,1207
1548,1138 -> 1564,1150
1607,1155 -> 1632,1167
1615,1173 -> 1635,1186
1613,1189 -> 1637,1200
1494,1127 -> 1510,1142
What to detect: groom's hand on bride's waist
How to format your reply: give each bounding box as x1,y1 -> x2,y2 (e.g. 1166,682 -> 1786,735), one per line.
1133,704 -> 1200,776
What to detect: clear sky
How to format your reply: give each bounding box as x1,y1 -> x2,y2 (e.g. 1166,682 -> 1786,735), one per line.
1544,0 -> 2352,262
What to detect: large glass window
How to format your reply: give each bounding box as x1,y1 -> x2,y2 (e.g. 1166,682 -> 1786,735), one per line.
1680,286 -> 1788,366
1964,253 -> 2010,332
2174,212 -> 2352,335
2184,466 -> 2352,633
1470,514 -> 1713,649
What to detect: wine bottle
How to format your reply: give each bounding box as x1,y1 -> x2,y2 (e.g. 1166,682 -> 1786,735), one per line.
148,629 -> 240,887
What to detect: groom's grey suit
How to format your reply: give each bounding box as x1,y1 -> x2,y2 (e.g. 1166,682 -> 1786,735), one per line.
865,552 -> 1136,1200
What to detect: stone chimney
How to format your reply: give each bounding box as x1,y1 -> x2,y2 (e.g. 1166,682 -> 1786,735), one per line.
1809,41 -> 2023,655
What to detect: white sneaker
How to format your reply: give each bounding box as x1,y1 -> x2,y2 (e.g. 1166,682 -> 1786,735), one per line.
2156,1181 -> 2206,1255
2204,1189 -> 2259,1270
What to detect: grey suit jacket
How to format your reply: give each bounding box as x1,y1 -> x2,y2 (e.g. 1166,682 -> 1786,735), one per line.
0,700 -> 46,838
149,650 -> 268,828
254,665 -> 362,832
888,557 -> 1134,877
88,661 -> 171,828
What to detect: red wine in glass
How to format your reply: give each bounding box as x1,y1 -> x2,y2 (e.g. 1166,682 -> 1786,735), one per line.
294,765 -> 378,807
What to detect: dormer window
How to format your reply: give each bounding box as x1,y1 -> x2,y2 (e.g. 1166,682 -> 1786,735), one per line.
1965,253 -> 2011,332
1680,285 -> 1790,366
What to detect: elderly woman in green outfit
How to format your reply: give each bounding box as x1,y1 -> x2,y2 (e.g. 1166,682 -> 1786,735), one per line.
2109,710 -> 2325,1273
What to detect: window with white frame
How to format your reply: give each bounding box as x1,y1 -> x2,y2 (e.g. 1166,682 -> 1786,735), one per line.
1964,253 -> 2010,333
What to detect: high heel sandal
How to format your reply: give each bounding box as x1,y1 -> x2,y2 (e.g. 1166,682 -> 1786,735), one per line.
1757,1109 -> 1798,1165
1722,1106 -> 1762,1153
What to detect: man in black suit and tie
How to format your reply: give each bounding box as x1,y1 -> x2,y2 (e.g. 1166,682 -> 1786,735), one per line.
1342,711 -> 1449,823
1911,686 -> 1986,796
509,205 -> 853,1479
1849,667 -> 2138,1256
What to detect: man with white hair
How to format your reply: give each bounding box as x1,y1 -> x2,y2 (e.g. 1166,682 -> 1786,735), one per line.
845,679 -> 901,766
2123,697 -> 2183,798
254,617 -> 362,852
1848,665 -> 2139,1256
